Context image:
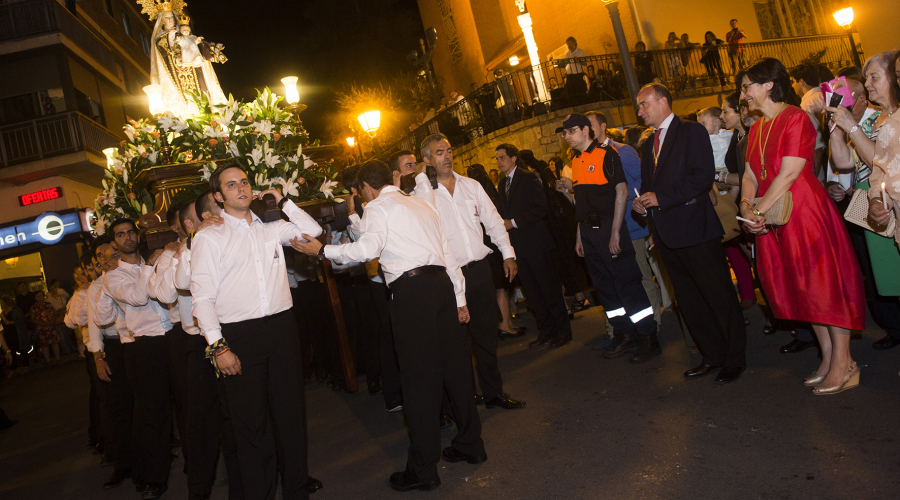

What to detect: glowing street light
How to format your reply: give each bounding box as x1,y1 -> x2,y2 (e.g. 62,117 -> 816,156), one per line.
346,137 -> 356,147
357,110 -> 381,137
832,7 -> 862,67
281,76 -> 300,105
509,56 -> 519,66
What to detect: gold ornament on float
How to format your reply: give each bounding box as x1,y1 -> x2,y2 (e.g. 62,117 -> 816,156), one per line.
136,0 -> 187,20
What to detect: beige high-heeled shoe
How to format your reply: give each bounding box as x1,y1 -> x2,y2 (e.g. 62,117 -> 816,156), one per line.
812,363 -> 859,396
803,372 -> 826,387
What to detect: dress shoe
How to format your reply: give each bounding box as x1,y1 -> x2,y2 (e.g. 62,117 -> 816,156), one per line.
629,335 -> 661,364
386,402 -> 403,413
714,366 -> 745,384
601,333 -> 637,359
440,414 -> 453,429
308,475 -> 324,493
591,335 -> 615,351
367,379 -> 383,396
389,471 -> 441,492
813,363 -> 860,395
780,339 -> 816,354
684,363 -> 720,379
102,469 -> 131,490
803,371 -> 826,387
473,394 -> 484,406
872,335 -> 900,350
442,446 -> 488,464
498,328 -> 526,340
141,483 -> 167,500
484,393 -> 525,409
549,334 -> 572,349
529,335 -> 554,348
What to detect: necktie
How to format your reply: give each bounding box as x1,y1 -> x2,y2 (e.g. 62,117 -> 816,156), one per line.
652,128 -> 663,173
504,176 -> 511,198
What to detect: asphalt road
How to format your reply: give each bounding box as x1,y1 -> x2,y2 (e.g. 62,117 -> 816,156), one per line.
1,302 -> 899,500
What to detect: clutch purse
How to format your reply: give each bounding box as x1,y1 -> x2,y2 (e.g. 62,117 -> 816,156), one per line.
711,187 -> 741,242
844,188 -> 896,237
753,192 -> 793,226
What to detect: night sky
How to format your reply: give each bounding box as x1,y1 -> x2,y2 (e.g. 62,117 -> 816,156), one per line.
183,0 -> 424,141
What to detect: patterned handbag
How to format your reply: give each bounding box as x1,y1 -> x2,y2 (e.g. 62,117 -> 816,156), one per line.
844,188 -> 896,237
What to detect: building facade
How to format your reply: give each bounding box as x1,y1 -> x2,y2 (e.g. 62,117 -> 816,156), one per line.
0,0 -> 152,295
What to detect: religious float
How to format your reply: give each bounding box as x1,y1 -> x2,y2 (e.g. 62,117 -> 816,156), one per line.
93,0 -> 361,391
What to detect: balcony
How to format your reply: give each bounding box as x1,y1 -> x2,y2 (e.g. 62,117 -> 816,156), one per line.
392,34 -> 861,153
0,0 -> 116,74
0,110 -> 121,171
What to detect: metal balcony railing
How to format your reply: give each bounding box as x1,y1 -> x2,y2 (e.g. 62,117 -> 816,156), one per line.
391,34 -> 861,154
0,111 -> 122,167
0,0 -> 117,74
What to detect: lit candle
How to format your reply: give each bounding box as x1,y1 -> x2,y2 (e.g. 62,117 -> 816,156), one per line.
882,181 -> 887,206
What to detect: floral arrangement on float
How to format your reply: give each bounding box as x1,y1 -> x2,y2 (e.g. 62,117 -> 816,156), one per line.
92,90 -> 346,235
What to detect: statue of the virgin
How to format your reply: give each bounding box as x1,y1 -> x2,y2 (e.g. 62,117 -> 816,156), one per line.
146,6 -> 227,116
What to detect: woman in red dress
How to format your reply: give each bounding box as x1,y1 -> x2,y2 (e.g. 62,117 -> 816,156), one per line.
738,58 -> 865,395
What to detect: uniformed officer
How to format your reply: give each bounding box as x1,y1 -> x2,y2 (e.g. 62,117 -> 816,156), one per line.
558,113 -> 660,363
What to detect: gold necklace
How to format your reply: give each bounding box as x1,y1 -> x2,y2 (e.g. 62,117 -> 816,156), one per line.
754,102 -> 786,180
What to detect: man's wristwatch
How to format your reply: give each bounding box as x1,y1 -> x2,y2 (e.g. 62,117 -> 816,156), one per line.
317,245 -> 326,261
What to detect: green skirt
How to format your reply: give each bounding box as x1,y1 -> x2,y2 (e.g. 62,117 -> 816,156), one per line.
858,180 -> 900,296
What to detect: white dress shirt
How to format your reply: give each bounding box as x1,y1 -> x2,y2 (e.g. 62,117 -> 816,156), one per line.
86,277 -> 130,352
564,48 -> 586,74
150,242 -> 201,337
64,287 -> 88,329
191,200 -> 323,344
103,259 -> 173,338
323,186 -> 466,306
413,171 -> 515,267
654,112 -> 676,150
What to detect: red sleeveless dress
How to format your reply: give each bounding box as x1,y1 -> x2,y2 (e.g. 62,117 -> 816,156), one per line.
747,106 -> 865,330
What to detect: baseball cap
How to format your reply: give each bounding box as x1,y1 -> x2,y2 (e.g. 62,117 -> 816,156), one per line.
555,113 -> 592,133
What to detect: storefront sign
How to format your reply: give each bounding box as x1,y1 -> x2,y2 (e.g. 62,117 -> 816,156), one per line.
0,211 -> 86,248
18,187 -> 63,206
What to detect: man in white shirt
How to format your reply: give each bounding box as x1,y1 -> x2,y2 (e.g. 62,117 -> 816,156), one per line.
291,160 -> 485,493
418,133 -> 525,410
104,218 -> 173,500
554,37 -> 587,100
190,164 -> 322,500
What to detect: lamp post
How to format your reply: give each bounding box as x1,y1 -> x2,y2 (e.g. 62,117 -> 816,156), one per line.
143,84 -> 173,164
833,7 -> 862,68
601,1 -> 641,120
346,136 -> 363,162
281,76 -> 308,133
357,110 -> 381,158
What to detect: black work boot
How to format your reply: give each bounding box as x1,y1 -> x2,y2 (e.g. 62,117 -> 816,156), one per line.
629,335 -> 662,364
601,332 -> 637,359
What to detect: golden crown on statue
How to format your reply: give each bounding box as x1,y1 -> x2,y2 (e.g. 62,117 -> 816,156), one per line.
136,0 -> 187,20
178,13 -> 191,25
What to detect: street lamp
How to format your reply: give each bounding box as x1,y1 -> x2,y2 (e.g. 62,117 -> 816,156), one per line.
601,1 -> 641,121
833,7 -> 862,67
357,110 -> 381,137
346,137 -> 355,148
143,84 -> 173,163
281,75 -> 307,132
509,56 -> 519,66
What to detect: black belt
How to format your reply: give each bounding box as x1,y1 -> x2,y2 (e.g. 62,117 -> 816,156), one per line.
460,257 -> 485,270
392,265 -> 445,287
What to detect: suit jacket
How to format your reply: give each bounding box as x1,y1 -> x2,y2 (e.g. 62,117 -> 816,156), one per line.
639,115 -> 723,249
497,167 -> 553,256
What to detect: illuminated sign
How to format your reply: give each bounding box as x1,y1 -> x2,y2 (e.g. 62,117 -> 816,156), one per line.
18,187 -> 63,206
0,211 -> 84,248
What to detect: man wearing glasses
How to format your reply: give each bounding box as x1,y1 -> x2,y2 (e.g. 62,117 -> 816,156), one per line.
559,114 -> 660,363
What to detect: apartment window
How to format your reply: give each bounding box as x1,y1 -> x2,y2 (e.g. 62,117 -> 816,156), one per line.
140,32 -> 151,55
122,13 -> 133,38
104,0 -> 114,17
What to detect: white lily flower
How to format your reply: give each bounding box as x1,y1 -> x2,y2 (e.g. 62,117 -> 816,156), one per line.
247,147 -> 263,166
263,150 -> 281,169
281,171 -> 300,198
204,125 -> 228,138
319,179 -> 338,199
253,119 -> 275,139
303,155 -> 316,169
279,126 -> 293,136
124,124 -> 136,142
227,141 -> 241,157
148,151 -> 159,163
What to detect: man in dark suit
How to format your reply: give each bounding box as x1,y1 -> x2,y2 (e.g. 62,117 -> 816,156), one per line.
632,83 -> 747,384
495,143 -> 573,348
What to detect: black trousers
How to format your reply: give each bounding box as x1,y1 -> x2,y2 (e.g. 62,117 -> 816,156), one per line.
168,324 -> 189,462
124,335 -> 173,486
84,352 -> 103,447
184,333 -> 241,497
104,337 -> 134,476
336,274 -> 381,382
293,280 -> 342,382
516,247 -> 572,340
390,270 -> 484,482
220,310 -> 308,500
461,258 -> 504,399
368,279 -> 402,407
657,236 -> 747,368
581,222 -> 658,337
